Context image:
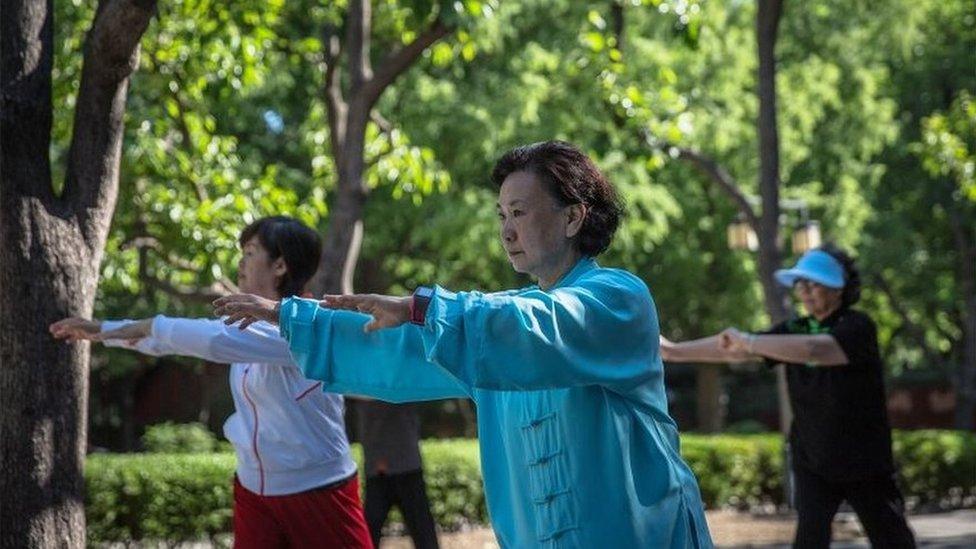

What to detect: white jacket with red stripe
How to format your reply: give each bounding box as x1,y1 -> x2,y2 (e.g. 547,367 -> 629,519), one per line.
102,316 -> 357,496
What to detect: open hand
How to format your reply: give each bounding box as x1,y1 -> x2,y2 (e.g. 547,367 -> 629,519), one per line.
320,294 -> 411,333
212,294 -> 280,329
49,317 -> 102,342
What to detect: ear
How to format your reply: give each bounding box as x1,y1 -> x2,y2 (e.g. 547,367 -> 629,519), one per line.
272,257 -> 288,278
565,203 -> 587,239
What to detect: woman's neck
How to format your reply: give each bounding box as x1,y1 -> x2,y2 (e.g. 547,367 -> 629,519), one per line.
536,251 -> 583,290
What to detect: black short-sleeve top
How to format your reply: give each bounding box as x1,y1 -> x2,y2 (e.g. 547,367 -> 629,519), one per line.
765,307 -> 895,481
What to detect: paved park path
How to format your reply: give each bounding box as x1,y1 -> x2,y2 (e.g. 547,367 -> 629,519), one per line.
98,508 -> 976,547
378,509 -> 976,548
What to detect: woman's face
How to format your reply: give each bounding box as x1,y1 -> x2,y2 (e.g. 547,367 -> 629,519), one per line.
237,236 -> 286,299
496,171 -> 583,286
794,278 -> 843,320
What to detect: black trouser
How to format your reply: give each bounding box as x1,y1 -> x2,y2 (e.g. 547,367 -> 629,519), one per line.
793,462 -> 916,548
364,469 -> 439,549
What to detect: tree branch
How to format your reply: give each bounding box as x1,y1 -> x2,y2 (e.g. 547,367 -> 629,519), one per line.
346,0 -> 372,92
128,232 -> 239,301
322,23 -> 347,160
871,272 -> 947,364
363,18 -> 451,108
63,0 -> 157,242
639,127 -> 758,227
164,72 -> 209,202
672,146 -> 759,227
140,271 -> 232,303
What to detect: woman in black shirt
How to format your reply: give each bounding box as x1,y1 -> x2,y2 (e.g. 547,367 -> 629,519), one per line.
661,245 -> 915,548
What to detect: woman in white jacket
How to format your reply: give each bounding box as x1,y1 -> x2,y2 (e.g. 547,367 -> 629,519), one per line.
51,216 -> 372,548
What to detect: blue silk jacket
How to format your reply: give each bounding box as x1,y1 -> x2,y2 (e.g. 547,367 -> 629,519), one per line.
279,258 -> 712,548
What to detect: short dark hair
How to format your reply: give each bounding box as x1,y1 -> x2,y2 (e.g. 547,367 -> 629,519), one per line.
490,141 -> 623,257
239,216 -> 322,298
817,243 -> 861,307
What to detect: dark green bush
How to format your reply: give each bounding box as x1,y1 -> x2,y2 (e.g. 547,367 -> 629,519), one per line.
86,431 -> 976,543
141,422 -> 221,453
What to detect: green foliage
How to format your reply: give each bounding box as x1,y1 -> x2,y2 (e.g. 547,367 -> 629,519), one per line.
681,434 -> 784,509
50,0 -> 976,440
857,0 -> 976,377
141,422 -> 222,454
915,91 -> 976,200
85,432 -> 976,542
416,439 -> 489,528
893,430 -> 976,506
86,453 -> 235,543
681,431 -> 976,509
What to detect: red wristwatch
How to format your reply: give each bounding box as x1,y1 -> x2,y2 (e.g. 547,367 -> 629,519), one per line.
409,287 -> 434,325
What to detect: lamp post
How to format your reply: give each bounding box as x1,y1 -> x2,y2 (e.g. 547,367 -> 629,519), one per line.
791,220 -> 821,255
727,213 -> 759,251
727,197 -> 821,255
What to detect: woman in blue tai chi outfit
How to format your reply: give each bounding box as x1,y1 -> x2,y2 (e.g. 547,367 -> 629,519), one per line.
215,141 -> 713,548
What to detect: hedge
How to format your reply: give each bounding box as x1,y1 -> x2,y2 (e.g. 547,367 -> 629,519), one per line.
85,430 -> 976,543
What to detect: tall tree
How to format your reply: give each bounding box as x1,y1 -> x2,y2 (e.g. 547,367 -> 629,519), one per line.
909,91 -> 976,428
311,0 -> 457,294
0,0 -> 156,545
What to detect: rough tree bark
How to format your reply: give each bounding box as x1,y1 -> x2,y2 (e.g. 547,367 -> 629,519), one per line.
310,0 -> 451,295
0,0 -> 156,546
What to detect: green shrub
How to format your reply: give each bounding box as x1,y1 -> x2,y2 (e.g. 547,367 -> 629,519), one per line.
420,439 -> 488,528
86,453 -> 235,543
85,431 -> 976,543
141,422 -> 220,453
894,430 -> 976,507
680,430 -> 976,509
680,434 -> 784,509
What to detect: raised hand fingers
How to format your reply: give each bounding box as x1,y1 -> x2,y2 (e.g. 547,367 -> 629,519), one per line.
211,295 -> 240,309
222,311 -> 253,328
321,294 -> 367,312
212,295 -> 254,317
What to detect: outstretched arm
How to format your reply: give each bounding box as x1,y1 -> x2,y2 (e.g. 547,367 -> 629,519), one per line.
275,298 -> 471,403
659,334 -> 755,364
51,315 -> 294,365
319,272 -> 663,392
722,328 -> 848,366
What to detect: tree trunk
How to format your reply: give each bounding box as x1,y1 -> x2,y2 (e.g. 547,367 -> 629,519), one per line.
0,0 -> 154,545
949,207 -> 976,429
755,0 -> 792,433
696,366 -> 725,432
310,1 -> 451,296
313,112 -> 370,295
959,296 -> 976,429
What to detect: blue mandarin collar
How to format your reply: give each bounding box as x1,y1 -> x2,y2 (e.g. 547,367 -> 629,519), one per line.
549,256 -> 598,290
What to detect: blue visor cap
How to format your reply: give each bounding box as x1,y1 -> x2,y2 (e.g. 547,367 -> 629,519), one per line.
774,250 -> 845,289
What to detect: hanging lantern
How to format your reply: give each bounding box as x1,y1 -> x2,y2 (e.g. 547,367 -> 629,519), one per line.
791,220 -> 822,254
727,216 -> 758,251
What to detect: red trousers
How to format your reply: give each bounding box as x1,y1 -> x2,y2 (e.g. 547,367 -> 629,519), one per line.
233,475 -> 373,548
